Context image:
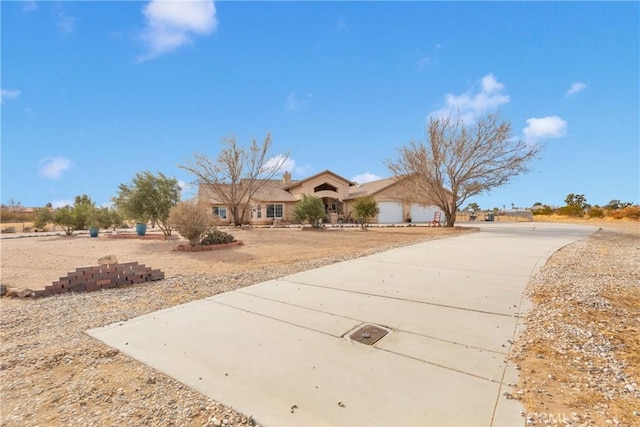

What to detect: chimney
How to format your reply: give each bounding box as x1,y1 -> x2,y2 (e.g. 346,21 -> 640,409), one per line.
282,171 -> 292,185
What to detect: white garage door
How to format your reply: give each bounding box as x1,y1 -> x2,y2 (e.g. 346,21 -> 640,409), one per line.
377,202 -> 403,224
410,204 -> 442,223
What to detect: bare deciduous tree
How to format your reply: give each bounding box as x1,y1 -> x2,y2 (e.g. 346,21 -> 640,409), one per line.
180,134 -> 288,226
7,198 -> 22,212
386,113 -> 541,227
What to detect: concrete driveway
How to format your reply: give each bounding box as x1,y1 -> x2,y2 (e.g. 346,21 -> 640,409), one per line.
88,222 -> 598,426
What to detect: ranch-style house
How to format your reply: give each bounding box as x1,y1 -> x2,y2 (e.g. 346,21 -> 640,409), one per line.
198,170 -> 445,226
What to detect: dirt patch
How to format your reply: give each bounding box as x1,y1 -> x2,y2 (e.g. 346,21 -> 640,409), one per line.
0,225 -> 472,426
0,226 -> 471,291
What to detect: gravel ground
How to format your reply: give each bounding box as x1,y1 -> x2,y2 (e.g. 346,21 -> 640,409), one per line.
1,221 -> 638,426
510,222 -> 640,426
1,232 -> 467,427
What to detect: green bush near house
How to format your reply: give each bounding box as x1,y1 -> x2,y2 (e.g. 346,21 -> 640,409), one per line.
293,194 -> 326,227
352,196 -> 380,230
201,228 -> 236,245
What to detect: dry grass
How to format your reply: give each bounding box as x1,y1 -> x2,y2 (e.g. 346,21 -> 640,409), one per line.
512,220 -> 640,425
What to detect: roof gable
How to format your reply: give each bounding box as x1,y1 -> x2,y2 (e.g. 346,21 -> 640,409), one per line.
283,169 -> 355,190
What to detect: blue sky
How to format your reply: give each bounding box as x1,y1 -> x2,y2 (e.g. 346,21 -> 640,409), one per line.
2,1 -> 638,210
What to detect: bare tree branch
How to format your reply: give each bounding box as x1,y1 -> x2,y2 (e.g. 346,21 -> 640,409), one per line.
180,134 -> 289,225
386,113 -> 542,226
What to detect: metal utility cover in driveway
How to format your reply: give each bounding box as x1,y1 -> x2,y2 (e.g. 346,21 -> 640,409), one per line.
349,324 -> 388,345
87,222 -> 599,427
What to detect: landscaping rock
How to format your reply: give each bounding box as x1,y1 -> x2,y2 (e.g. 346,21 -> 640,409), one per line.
15,288 -> 35,298
97,255 -> 118,265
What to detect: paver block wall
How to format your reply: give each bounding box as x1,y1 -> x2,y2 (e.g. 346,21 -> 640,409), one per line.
36,262 -> 164,297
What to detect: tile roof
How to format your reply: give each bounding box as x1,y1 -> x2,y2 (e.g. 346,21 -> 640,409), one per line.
346,176 -> 402,199
283,169 -> 355,190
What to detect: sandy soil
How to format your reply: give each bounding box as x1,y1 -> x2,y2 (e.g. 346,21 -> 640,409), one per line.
0,226 -> 471,291
1,219 -> 637,426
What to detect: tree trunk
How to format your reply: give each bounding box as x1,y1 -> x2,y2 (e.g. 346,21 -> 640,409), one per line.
446,213 -> 456,227
230,206 -> 242,226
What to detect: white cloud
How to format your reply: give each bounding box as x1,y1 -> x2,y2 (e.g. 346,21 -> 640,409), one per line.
480,74 -> 504,94
51,199 -> 73,209
39,157 -> 73,179
55,6 -> 76,34
177,179 -> 193,193
523,116 -> 567,141
263,154 -> 295,175
566,82 -> 587,96
22,0 -> 37,13
351,172 -> 383,184
178,179 -> 196,198
285,92 -> 313,111
139,0 -> 218,61
1,89 -> 21,104
417,54 -> 430,70
430,73 -> 510,123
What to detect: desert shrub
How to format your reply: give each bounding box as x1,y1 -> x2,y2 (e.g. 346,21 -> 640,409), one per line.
90,207 -> 122,230
587,207 -> 605,218
532,205 -> 554,216
609,206 -> 640,220
352,196 -> 380,229
293,194 -> 326,227
0,209 -> 35,223
556,206 -> 584,217
2,226 -> 16,233
34,208 -> 53,230
169,201 -> 216,245
201,228 -> 236,245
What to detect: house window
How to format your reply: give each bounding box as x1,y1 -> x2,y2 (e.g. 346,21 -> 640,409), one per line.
212,206 -> 227,219
252,204 -> 262,219
266,203 -> 283,218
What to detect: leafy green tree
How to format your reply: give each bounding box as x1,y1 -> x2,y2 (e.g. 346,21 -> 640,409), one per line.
352,196 -> 379,230
107,208 -> 124,230
113,171 -> 181,237
53,206 -> 77,235
466,202 -> 480,212
33,196 -> 98,234
386,113 -> 541,227
90,206 -> 122,229
564,193 -> 589,209
604,199 -> 633,210
293,194 -> 326,227
33,207 -> 53,230
72,194 -> 96,230
559,193 -> 589,217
